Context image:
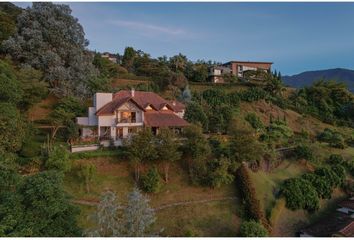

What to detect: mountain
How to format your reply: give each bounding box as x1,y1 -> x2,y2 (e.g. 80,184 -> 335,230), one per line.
282,68 -> 354,92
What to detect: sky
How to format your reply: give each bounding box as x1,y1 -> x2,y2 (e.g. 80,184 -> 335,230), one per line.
13,2 -> 354,75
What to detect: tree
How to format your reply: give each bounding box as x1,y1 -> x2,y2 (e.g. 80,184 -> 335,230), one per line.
0,60 -> 23,104
87,188 -> 156,237
125,128 -> 157,181
45,145 -> 71,172
156,128 -> 181,182
207,157 -> 234,188
184,102 -> 208,130
123,187 -> 156,237
169,53 -> 187,72
264,72 -> 284,97
2,2 -> 98,98
141,167 -> 162,193
281,178 -> 319,212
229,129 -> 265,167
0,171 -> 81,237
122,47 -> 136,72
76,163 -> 97,193
0,3 -> 22,44
239,220 -> 268,237
0,103 -> 26,155
87,191 -> 122,237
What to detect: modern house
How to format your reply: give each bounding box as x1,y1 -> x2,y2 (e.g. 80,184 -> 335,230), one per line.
299,197 -> 354,237
209,60 -> 273,83
76,90 -> 188,147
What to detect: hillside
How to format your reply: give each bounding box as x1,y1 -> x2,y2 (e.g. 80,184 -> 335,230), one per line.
283,68 -> 354,92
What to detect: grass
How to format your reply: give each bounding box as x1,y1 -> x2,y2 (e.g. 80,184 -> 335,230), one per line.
249,160 -> 307,217
64,157 -> 241,236
69,148 -> 125,160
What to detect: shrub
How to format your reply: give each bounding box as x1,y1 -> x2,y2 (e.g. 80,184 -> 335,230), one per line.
239,220 -> 268,237
245,113 -> 264,132
281,178 -> 319,212
328,154 -> 344,165
239,87 -> 268,102
45,145 -> 71,172
236,164 -> 270,231
303,173 -> 332,199
76,163 -> 97,193
140,167 -> 162,193
314,166 -> 343,188
294,144 -> 314,161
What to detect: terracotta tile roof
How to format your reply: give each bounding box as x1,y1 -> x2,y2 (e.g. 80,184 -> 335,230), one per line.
339,221 -> 354,237
144,111 -> 189,127
96,90 -> 185,115
167,100 -> 185,112
339,199 -> 354,211
96,96 -> 143,115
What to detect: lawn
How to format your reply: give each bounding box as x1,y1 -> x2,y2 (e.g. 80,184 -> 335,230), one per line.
64,157 -> 241,237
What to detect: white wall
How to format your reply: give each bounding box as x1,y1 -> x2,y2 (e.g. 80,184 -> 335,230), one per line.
94,93 -> 113,110
98,115 -> 115,126
88,107 -> 98,125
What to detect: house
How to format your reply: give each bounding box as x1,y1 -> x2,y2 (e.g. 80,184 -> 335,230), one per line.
76,89 -> 189,147
209,60 -> 273,83
299,197 -> 354,237
101,52 -> 119,64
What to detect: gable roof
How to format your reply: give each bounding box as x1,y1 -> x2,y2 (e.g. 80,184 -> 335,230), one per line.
96,90 -> 185,115
144,111 -> 189,127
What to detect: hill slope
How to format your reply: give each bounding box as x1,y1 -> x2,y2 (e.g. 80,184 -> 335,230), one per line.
283,68 -> 354,92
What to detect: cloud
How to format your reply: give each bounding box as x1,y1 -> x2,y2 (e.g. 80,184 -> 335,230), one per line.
107,19 -> 186,36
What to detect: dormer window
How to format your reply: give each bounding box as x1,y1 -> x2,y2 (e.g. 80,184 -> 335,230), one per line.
145,104 -> 154,110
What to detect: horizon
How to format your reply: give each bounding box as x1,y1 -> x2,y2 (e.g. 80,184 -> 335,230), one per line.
13,2 -> 354,75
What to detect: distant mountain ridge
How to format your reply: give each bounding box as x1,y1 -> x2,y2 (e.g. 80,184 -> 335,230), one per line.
282,68 -> 354,92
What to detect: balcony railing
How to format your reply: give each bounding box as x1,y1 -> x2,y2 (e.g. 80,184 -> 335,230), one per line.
116,118 -> 137,124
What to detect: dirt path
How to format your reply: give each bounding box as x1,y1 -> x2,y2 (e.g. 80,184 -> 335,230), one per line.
72,196 -> 238,211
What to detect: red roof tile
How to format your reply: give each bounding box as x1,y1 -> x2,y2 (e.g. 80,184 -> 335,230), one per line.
96,90 -> 185,115
339,221 -> 354,237
144,111 -> 189,127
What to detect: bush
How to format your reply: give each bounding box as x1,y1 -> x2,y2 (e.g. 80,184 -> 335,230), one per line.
245,113 -> 264,132
45,145 -> 71,172
140,167 -> 162,193
239,87 -> 268,102
281,178 -> 319,212
239,220 -> 268,237
236,164 -> 270,231
317,128 -> 346,149
294,144 -> 314,161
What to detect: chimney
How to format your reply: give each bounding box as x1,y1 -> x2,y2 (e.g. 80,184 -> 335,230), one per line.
131,88 -> 135,97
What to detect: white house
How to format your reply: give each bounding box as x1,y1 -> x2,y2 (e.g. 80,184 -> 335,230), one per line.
76,89 -> 188,147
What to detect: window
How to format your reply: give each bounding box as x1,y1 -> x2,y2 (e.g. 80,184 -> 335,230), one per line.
119,111 -> 136,123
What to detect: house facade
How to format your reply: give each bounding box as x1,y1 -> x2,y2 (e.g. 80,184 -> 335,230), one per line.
209,60 -> 273,83
76,90 -> 188,146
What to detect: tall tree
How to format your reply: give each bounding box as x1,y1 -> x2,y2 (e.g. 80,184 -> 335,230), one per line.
125,128 -> 157,181
122,47 -> 136,72
156,128 -> 181,182
2,2 -> 98,98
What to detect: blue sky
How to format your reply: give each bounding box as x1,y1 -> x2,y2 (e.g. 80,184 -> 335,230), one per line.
13,2 -> 354,75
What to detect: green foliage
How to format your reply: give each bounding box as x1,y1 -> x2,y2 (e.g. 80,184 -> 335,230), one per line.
0,60 -> 23,104
156,128 -> 181,182
0,171 -> 81,236
182,124 -> 211,160
45,145 -> 71,172
76,163 -> 97,193
294,144 -> 314,161
245,113 -> 264,132
303,173 -> 332,199
230,129 -> 265,167
0,102 -> 26,155
207,157 -> 235,188
0,3 -> 21,43
93,53 -> 118,78
281,178 -> 319,212
184,102 -> 208,130
125,128 -> 157,181
317,128 -> 346,149
239,87 -> 268,102
290,80 -> 354,126
2,2 -> 98,97
141,167 -> 162,193
239,220 -> 268,237
315,166 -> 344,188
236,164 -> 270,231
